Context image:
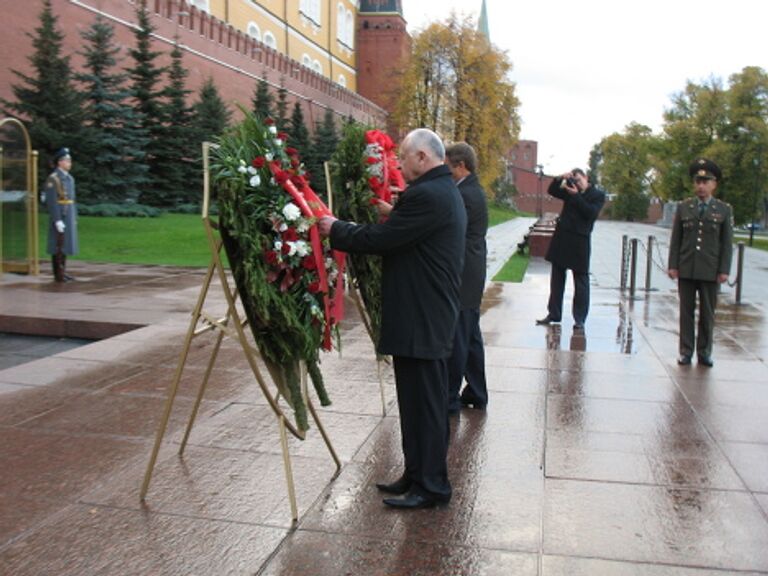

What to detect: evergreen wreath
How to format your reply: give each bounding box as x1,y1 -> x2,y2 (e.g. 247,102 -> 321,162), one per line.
210,109 -> 343,431
331,124 -> 405,351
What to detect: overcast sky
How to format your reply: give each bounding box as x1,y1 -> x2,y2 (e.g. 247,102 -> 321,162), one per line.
403,0 -> 768,175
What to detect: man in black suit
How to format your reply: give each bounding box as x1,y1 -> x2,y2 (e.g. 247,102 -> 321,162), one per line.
318,128 -> 466,509
445,142 -> 488,414
536,169 -> 606,330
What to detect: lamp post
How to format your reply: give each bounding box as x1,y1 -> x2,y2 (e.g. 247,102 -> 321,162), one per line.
749,149 -> 761,247
536,163 -> 544,218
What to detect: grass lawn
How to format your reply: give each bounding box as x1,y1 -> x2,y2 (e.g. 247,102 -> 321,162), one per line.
492,252 -> 529,282
733,235 -> 768,251
39,213 -> 216,267
488,204 -> 524,227
34,204 -> 529,269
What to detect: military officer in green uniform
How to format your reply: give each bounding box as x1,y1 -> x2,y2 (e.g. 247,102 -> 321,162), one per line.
44,147 -> 79,282
667,158 -> 733,367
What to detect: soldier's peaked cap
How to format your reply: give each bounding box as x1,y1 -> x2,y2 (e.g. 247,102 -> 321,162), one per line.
689,158 -> 721,181
53,147 -> 71,163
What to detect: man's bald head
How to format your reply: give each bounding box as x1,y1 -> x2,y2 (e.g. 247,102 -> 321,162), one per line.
399,128 -> 445,183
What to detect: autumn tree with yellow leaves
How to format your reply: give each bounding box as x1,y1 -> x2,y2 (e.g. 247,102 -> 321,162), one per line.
394,15 -> 521,191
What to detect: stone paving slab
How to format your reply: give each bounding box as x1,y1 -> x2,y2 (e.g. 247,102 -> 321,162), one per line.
0,220 -> 767,575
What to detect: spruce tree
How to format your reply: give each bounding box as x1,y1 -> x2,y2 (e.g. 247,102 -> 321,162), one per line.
193,77 -> 231,145
288,102 -> 311,183
308,108 -> 339,199
126,0 -> 167,204
192,77 -> 231,197
76,16 -> 149,203
1,0 -> 84,179
147,41 -> 195,206
275,82 -> 290,132
252,76 -> 273,120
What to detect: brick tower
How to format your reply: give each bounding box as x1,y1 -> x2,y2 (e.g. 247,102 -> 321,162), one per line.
356,0 -> 411,131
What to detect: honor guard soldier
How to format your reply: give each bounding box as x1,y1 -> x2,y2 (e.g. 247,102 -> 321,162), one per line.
667,158 -> 733,367
44,147 -> 79,282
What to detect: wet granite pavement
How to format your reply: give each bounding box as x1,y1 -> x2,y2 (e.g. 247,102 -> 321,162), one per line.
1,219 -> 767,575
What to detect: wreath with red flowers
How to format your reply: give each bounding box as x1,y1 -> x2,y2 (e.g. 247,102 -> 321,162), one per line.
331,124 -> 405,351
210,110 -> 344,431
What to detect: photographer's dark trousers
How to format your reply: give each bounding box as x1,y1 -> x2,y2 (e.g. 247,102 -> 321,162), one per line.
678,278 -> 717,359
547,263 -> 590,324
393,355 -> 452,502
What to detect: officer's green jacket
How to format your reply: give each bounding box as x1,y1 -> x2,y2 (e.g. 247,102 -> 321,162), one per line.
668,197 -> 733,281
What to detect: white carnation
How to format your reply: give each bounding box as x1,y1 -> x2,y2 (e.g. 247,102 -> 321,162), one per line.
282,202 -> 302,221
249,174 -> 261,187
295,240 -> 309,257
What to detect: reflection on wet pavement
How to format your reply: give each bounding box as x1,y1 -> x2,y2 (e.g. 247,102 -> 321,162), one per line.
0,221 -> 767,574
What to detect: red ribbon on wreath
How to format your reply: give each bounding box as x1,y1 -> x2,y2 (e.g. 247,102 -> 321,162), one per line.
269,163 -> 346,350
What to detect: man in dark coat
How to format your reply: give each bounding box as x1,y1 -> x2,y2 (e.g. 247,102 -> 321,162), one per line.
445,142 -> 488,414
43,147 -> 79,282
536,168 -> 605,330
667,158 -> 733,367
318,128 -> 466,509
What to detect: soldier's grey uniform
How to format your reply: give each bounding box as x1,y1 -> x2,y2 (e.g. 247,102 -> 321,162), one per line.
668,197 -> 733,359
44,166 -> 79,281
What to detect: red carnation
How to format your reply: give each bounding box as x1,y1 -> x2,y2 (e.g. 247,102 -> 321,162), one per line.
274,169 -> 290,185
368,176 -> 381,189
302,255 -> 317,270
282,227 -> 299,242
285,147 -> 299,156
264,250 -> 279,265
265,118 -> 275,126
252,156 -> 266,168
308,280 -> 321,293
278,132 -> 289,141
281,243 -> 292,255
290,158 -> 300,168
366,156 -> 379,164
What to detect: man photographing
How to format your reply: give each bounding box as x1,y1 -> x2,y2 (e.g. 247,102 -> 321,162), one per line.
536,168 -> 605,330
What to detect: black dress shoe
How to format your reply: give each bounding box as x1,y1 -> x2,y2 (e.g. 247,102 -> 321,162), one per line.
698,355 -> 714,367
573,322 -> 584,331
536,315 -> 560,325
677,355 -> 692,365
63,274 -> 75,282
376,476 -> 411,495
383,491 -> 441,509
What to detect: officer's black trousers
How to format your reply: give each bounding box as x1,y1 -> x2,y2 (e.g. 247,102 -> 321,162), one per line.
392,356 -> 452,501
447,308 -> 487,410
678,278 -> 718,358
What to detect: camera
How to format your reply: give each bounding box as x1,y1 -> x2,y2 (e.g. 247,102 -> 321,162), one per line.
561,176 -> 577,189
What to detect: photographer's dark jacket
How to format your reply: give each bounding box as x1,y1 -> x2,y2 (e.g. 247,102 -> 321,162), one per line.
330,165 -> 467,359
668,197 -> 733,281
545,178 -> 606,273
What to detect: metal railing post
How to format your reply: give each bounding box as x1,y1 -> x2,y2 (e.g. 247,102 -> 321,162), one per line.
629,238 -> 638,300
735,242 -> 744,304
645,235 -> 654,291
620,235 -> 629,291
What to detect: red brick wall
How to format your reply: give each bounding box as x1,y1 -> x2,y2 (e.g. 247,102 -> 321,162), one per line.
1,0 -> 387,134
